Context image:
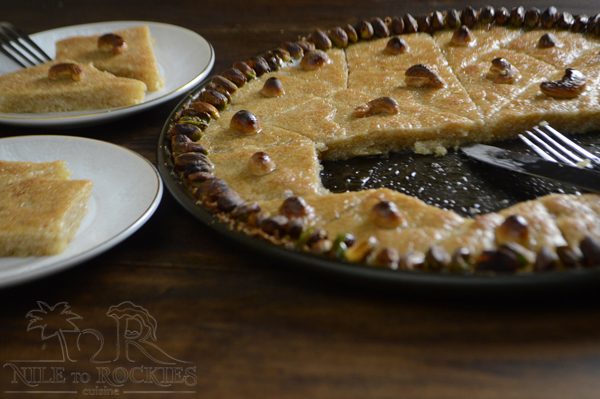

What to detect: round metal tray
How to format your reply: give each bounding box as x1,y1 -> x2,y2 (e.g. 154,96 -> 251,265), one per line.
157,76 -> 600,295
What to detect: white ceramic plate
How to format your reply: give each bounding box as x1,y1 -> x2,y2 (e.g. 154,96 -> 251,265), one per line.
0,135 -> 163,288
0,21 -> 215,128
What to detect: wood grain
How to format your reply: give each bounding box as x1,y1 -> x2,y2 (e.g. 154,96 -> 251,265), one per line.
2,1 -> 600,398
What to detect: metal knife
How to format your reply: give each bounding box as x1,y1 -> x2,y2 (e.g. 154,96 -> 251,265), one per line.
461,144 -> 600,194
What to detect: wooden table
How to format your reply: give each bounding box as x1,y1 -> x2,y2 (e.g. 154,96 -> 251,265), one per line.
2,1 -> 600,397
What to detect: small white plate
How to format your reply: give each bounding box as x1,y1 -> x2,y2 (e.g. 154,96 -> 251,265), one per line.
0,21 -> 214,128
0,135 -> 163,288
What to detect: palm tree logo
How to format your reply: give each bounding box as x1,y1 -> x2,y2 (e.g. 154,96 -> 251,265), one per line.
25,301 -> 81,362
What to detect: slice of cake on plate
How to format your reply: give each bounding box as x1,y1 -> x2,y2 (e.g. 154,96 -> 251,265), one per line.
0,60 -> 147,113
55,25 -> 164,91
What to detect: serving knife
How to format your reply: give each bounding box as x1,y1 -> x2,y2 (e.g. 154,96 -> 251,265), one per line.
461,144 -> 600,194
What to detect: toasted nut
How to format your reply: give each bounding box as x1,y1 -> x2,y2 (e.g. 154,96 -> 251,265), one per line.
260,215 -> 289,237
331,233 -> 356,260
281,42 -> 304,59
199,90 -> 229,111
97,33 -> 128,54
534,246 -> 559,272
262,51 -> 284,70
403,13 -> 418,33
171,133 -> 191,146
221,68 -> 247,87
231,202 -> 261,222
371,17 -> 390,37
246,56 -> 270,77
399,251 -> 425,270
475,248 -> 520,273
556,12 -> 575,29
328,27 -> 349,48
177,115 -> 208,130
172,141 -> 208,156
188,101 -> 220,120
417,14 -> 431,32
370,200 -> 404,228
385,37 -> 409,54
196,178 -> 231,203
174,152 -> 212,172
489,57 -> 521,84
345,236 -> 378,263
539,33 -> 561,48
373,247 -> 400,269
310,28 -> 332,50
168,123 -> 202,141
525,7 -> 542,28
445,9 -> 461,29
587,14 -> 600,35
449,247 -> 473,273
272,48 -> 291,63
580,236 -> 600,267
496,214 -> 529,246
495,7 -> 510,25
430,11 -> 445,31
300,50 -> 331,70
451,26 -> 474,46
309,238 -> 333,254
510,6 -> 525,27
541,6 -> 558,28
356,20 -> 374,40
279,196 -> 314,219
573,15 -> 589,33
248,151 -> 276,176
461,6 -> 478,28
390,16 -> 405,34
205,83 -> 231,103
557,245 -> 583,268
353,96 -> 400,118
405,64 -> 445,88
233,60 -> 257,80
230,110 -> 261,135
186,171 -> 215,187
211,75 -> 238,94
260,77 -> 284,97
343,24 -> 358,43
425,245 -> 451,271
217,190 -> 245,213
540,68 -> 587,99
48,62 -> 85,81
296,40 -> 315,52
480,6 -> 496,24
298,228 -> 328,248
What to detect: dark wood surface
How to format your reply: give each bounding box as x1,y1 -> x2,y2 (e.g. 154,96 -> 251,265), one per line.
2,1 -> 600,398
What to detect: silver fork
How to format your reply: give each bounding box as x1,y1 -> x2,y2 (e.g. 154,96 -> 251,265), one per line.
518,124 -> 600,169
0,22 -> 52,68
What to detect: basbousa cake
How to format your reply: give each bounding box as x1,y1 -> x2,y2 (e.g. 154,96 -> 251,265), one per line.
166,6 -> 600,274
0,161 -> 92,257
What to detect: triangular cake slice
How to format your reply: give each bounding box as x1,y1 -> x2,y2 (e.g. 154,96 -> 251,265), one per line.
55,25 -> 163,91
0,60 -> 146,113
0,162 -> 92,257
346,33 -> 481,124
453,49 -> 558,141
504,29 -> 600,68
208,141 -> 325,202
486,65 -> 600,138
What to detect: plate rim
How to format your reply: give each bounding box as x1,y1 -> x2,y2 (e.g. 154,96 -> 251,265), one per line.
0,135 -> 163,288
157,78 -> 600,294
0,20 -> 215,127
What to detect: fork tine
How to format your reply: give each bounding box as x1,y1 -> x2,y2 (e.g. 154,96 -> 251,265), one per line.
0,22 -> 51,68
532,127 -> 584,164
521,130 -> 580,166
518,133 -> 560,163
539,124 -> 600,164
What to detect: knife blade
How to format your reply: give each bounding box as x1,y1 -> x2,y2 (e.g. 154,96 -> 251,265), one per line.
461,144 -> 600,194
